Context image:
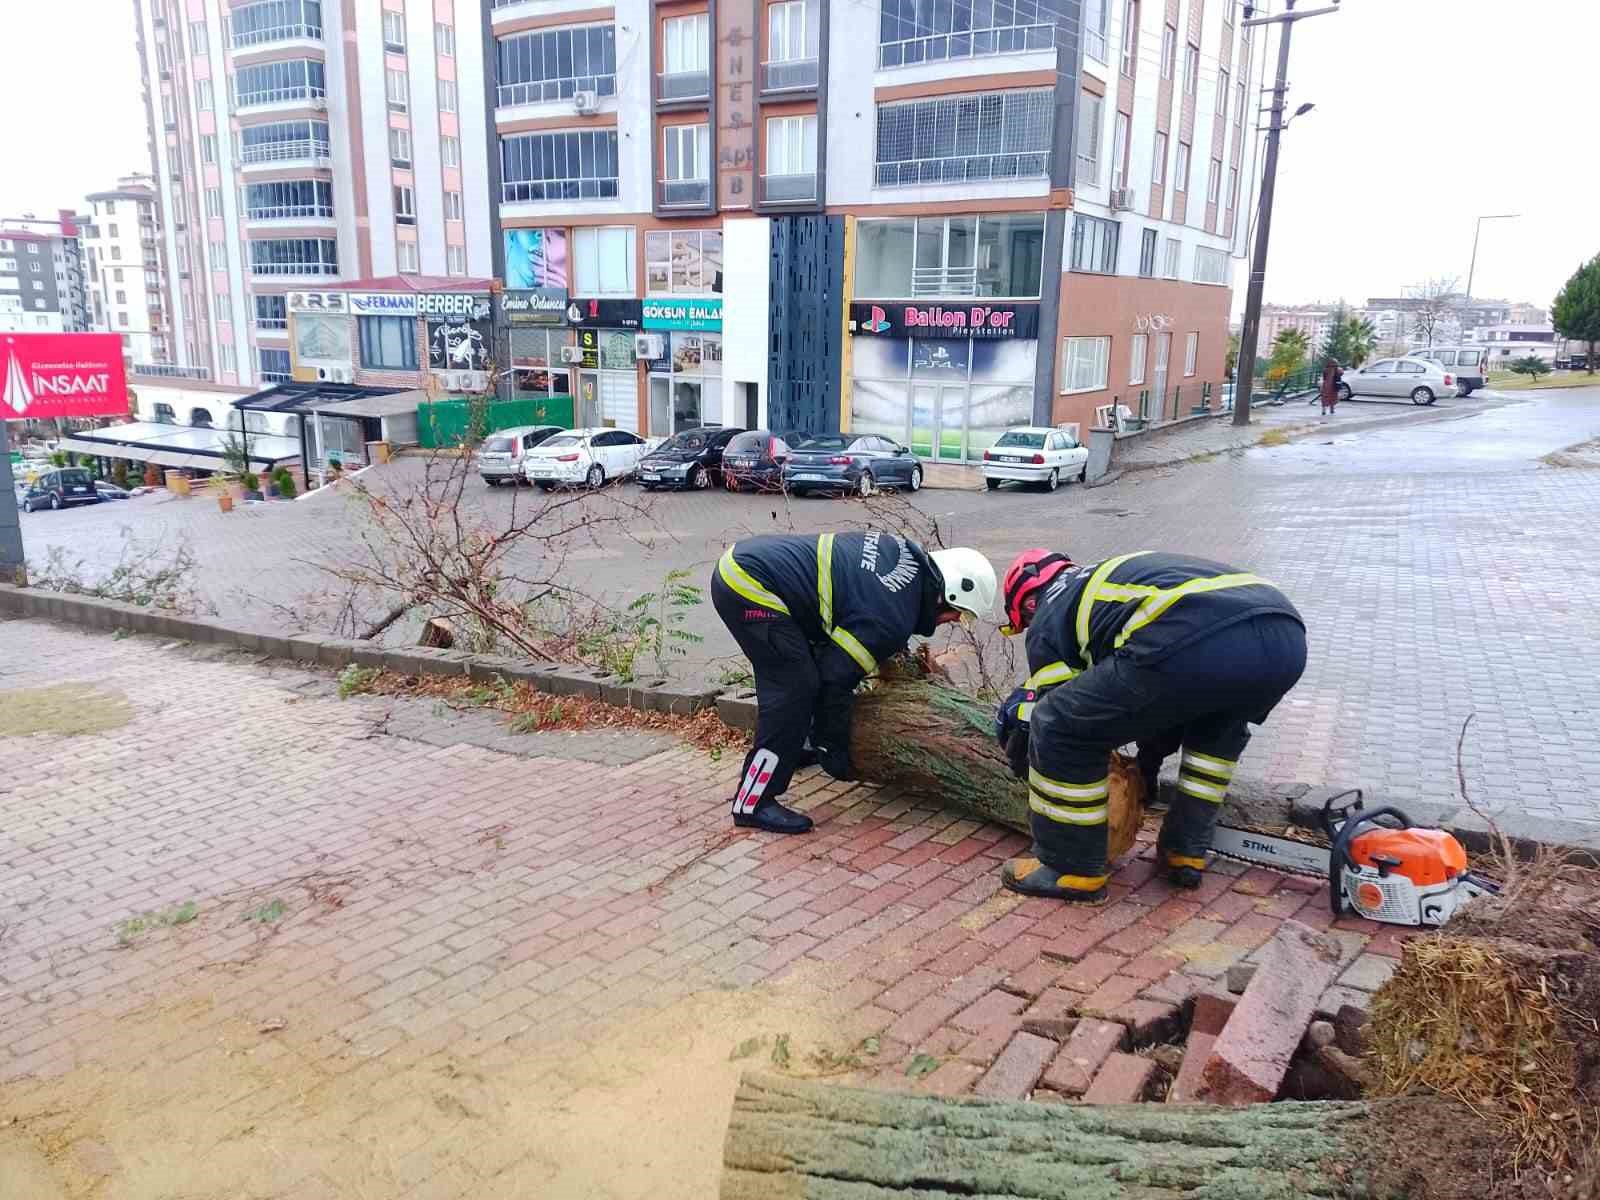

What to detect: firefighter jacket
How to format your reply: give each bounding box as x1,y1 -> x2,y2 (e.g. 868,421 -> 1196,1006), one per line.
1021,551 -> 1303,700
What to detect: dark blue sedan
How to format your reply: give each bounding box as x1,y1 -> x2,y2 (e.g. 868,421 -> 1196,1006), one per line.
782,433 -> 924,497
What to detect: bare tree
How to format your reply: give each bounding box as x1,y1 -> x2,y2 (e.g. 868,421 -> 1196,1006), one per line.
1408,276 -> 1462,350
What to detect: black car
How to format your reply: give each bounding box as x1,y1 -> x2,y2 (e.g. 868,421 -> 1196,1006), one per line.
783,433 -> 924,497
720,429 -> 792,492
22,468 -> 100,512
638,426 -> 744,490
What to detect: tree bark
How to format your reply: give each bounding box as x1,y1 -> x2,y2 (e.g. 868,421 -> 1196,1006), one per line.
849,667 -> 1144,861
722,1073 -> 1387,1199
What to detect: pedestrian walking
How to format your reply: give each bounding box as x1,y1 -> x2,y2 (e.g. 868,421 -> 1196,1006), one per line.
993,550 -> 1307,903
712,533 -> 997,834
1320,357 -> 1342,416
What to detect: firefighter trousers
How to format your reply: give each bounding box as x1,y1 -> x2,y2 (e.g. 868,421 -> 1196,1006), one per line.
711,575 -> 818,814
1026,615 -> 1307,884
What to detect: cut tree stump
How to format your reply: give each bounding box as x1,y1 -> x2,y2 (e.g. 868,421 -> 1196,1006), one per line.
721,1073 -> 1393,1199
850,655 -> 1145,861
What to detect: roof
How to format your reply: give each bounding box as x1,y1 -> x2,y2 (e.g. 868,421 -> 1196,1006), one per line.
323,275 -> 495,294
301,390 -> 424,419
58,422 -> 301,470
234,381 -> 407,414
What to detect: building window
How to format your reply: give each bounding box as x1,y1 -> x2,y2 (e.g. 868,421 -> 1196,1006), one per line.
197,78 -> 213,110
169,146 -> 182,175
218,343 -> 234,371
255,294 -> 287,329
111,245 -> 123,261
241,119 -> 330,163
497,25 -> 617,105
1193,245 -> 1228,284
438,77 -> 457,112
766,0 -> 819,90
764,115 -> 817,202
385,67 -> 408,110
201,134 -> 217,164
1160,23 -> 1175,78
1162,237 -> 1180,279
209,240 -> 225,263
1061,336 -> 1110,394
445,190 -> 463,221
1129,332 -> 1147,385
447,245 -> 466,275
574,226 -> 637,295
260,347 -> 292,382
116,290 -> 128,304
1207,156 -> 1222,203
104,201 -> 116,214
1120,0 -> 1137,75
441,135 -> 460,167
1235,81 -> 1245,125
661,14 -> 710,97
162,93 -> 175,126
394,185 -> 415,224
118,312 -> 129,327
1152,131 -> 1166,185
855,213 -> 1044,298
204,188 -> 224,218
875,89 -> 1052,187
500,129 -> 618,201
383,10 -> 406,50
245,179 -> 333,219
112,267 -> 123,281
661,123 -> 711,206
1227,166 -> 1238,212
1184,43 -> 1198,94
1138,228 -> 1157,277
389,127 -> 412,165
1183,331 -> 1198,376
877,0 -> 1052,68
229,0 -> 323,48
1216,68 -> 1229,118
1111,111 -> 1129,189
645,229 -> 722,293
1070,213 -> 1119,274
396,240 -> 419,273
1174,141 -> 1190,191
1075,90 -> 1103,186
234,58 -> 326,106
1084,0 -> 1108,61
359,315 -> 418,369
248,237 -> 338,276
436,22 -> 455,56
189,20 -> 207,53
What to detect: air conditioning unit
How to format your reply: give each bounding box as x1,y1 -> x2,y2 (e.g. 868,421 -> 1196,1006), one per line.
633,333 -> 664,361
1110,187 -> 1133,211
317,365 -> 352,383
559,344 -> 584,364
573,90 -> 599,114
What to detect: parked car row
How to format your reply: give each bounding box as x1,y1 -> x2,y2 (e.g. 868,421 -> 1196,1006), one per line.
18,468 -> 131,512
476,424 -> 1091,496
1336,356 -> 1458,406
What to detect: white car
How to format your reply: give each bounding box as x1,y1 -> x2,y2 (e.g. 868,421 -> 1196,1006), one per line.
982,426 -> 1089,492
476,424 -> 564,486
523,427 -> 655,489
1336,356 -> 1459,406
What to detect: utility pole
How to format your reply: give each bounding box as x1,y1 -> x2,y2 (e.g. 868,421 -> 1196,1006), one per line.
1231,1 -> 1341,427
1465,213 -> 1519,300
0,419 -> 24,582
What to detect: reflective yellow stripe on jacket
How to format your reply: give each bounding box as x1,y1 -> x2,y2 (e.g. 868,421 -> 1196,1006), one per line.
1075,553 -> 1273,662
1110,573 -> 1271,651
816,533 -> 878,676
718,547 -> 791,615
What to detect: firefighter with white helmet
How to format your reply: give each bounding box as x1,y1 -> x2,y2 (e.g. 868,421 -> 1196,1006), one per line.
712,533 -> 997,834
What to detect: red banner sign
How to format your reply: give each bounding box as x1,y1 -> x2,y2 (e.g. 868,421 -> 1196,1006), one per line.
2,333 -> 130,420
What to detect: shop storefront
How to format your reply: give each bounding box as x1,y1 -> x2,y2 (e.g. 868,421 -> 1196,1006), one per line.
504,286 -> 575,424
641,296 -> 723,435
567,298 -> 642,431
847,301 -> 1040,462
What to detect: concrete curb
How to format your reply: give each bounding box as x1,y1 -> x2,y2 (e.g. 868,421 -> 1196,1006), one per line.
4,582 -> 1593,864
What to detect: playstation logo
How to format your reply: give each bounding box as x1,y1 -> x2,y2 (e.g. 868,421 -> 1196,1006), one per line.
866,305 -> 891,334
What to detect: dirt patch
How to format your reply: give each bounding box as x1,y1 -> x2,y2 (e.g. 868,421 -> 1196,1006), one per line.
0,684 -> 133,738
0,974 -> 876,1199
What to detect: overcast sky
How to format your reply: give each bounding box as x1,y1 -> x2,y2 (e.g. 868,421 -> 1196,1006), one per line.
2,1 -> 1595,313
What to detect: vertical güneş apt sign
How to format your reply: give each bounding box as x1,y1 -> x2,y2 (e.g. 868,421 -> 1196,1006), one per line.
2,333 -> 130,419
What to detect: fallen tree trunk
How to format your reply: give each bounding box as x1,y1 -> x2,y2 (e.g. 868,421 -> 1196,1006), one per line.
722,1073 -> 1388,1199
850,656 -> 1144,860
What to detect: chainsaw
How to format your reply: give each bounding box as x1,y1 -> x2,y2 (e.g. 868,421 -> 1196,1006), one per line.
1210,790 -> 1500,927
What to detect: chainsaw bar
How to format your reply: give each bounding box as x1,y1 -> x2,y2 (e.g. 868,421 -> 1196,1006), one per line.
1210,823 -> 1333,879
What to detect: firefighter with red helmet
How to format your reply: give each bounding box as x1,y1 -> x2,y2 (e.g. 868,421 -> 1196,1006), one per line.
993,549 -> 1307,902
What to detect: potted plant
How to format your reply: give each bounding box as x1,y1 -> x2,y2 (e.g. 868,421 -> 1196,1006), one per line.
327,456 -> 345,484
241,471 -> 263,501
273,467 -> 297,499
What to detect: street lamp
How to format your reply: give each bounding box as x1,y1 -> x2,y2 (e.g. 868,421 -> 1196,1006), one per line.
1466,213 -> 1519,300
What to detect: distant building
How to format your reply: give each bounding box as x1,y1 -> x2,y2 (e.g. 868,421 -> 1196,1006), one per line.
1259,304 -> 1334,348
1507,301 -> 1547,326
0,212 -> 89,335
81,175 -> 173,365
1473,323 -> 1559,367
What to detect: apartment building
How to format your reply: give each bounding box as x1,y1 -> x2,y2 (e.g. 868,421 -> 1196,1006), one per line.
1258,303 -> 1333,348
132,0 -> 495,387
81,177 -> 173,364
0,213 -> 89,336
480,0 -> 1260,450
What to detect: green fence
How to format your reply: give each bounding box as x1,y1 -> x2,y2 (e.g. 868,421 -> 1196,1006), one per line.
416,395 -> 575,449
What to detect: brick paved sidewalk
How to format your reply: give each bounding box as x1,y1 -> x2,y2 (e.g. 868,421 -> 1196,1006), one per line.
0,619 -> 1401,1198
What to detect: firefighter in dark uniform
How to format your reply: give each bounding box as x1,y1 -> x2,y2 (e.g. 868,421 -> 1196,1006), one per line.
712,534 -> 997,833
993,549 -> 1307,902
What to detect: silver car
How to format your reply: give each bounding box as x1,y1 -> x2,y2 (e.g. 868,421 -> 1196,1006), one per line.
1335,356 -> 1459,406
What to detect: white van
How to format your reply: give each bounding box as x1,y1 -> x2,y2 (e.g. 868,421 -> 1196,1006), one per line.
1411,346 -> 1486,396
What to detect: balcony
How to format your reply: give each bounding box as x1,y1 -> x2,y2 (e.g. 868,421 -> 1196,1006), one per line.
497,75 -> 616,109
256,315 -> 288,331
245,202 -> 334,221
760,172 -> 818,204
239,137 -> 331,169
656,70 -> 710,103
877,23 -> 1054,69
234,83 -> 326,112
131,362 -> 209,380
658,178 -> 711,208
910,266 -> 979,297
760,58 -> 819,93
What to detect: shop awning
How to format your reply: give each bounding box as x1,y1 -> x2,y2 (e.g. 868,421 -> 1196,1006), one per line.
234,382 -> 408,416
298,390 -> 425,420
58,422 -> 303,471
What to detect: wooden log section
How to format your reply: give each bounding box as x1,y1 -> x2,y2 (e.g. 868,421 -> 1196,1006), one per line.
721,1074 -> 1389,1200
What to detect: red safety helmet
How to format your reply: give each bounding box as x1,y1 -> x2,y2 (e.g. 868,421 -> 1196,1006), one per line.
1001,549 -> 1074,635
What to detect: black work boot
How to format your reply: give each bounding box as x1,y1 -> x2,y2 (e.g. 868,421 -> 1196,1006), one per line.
999,857 -> 1107,905
734,796 -> 814,834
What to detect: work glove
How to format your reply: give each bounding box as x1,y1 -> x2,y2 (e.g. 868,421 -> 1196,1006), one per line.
1004,729 -> 1030,781
995,687 -> 1035,749
815,743 -> 855,782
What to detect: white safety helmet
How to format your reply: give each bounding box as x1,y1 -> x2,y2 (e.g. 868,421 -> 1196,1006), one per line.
929,547 -> 999,622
